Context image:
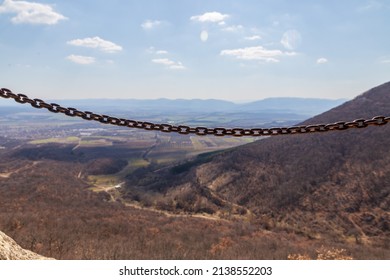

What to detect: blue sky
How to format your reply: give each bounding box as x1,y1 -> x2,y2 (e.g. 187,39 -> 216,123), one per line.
1,0 -> 389,101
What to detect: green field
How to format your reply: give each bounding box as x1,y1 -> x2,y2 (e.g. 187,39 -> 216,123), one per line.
29,136 -> 80,145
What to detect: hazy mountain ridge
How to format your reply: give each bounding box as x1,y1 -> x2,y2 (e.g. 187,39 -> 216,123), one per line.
0,96 -> 347,129
0,95 -> 346,115
51,97 -> 347,115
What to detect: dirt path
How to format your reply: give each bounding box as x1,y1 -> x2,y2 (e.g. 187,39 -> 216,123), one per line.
204,183 -> 253,219
0,161 -> 41,178
345,214 -> 370,244
122,201 -> 226,221
89,181 -> 227,222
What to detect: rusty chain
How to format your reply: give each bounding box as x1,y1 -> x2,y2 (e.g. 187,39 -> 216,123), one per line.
1,88 -> 389,137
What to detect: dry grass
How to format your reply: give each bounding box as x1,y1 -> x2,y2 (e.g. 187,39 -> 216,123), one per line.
288,246 -> 353,260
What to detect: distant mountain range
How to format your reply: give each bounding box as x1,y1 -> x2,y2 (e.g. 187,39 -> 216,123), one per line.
0,95 -> 348,129
52,97 -> 347,115
0,96 -> 346,116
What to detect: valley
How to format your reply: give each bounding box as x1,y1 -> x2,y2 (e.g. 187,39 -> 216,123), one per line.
0,90 -> 388,260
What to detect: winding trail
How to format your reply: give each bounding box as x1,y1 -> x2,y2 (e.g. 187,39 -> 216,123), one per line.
89,181 -> 227,222
0,161 -> 41,178
122,201 -> 227,221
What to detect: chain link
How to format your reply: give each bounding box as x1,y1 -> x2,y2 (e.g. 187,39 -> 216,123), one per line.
1,88 -> 389,137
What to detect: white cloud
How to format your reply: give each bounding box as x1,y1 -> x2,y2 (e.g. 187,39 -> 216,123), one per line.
220,46 -> 296,62
244,35 -> 262,41
281,29 -> 302,50
190,11 -> 229,23
200,30 -> 208,42
156,50 -> 168,55
141,19 -> 162,30
147,47 -> 168,55
377,55 -> 390,64
66,55 -> 95,65
152,59 -> 173,65
223,25 -> 244,32
0,0 -> 67,25
317,57 -> 328,64
16,63 -> 31,68
169,63 -> 186,70
152,58 -> 186,70
67,37 -> 123,53
357,1 -> 383,12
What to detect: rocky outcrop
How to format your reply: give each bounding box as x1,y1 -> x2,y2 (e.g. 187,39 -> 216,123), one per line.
0,231 -> 53,260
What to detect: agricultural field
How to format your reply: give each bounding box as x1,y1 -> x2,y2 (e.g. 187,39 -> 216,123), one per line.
0,108 -> 256,192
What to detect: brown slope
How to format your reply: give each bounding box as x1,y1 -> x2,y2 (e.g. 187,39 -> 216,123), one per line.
129,81 -> 390,247
202,82 -> 390,210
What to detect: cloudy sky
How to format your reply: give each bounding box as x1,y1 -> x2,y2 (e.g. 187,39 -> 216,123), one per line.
1,0 -> 389,101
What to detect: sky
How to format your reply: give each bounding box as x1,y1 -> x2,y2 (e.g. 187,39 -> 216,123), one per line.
1,0 -> 389,101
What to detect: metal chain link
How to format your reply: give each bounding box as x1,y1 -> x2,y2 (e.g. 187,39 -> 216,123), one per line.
1,88 -> 389,137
